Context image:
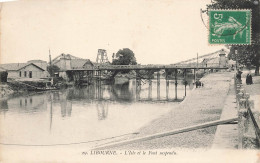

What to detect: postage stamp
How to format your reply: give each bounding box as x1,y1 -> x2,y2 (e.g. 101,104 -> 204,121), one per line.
208,10 -> 251,45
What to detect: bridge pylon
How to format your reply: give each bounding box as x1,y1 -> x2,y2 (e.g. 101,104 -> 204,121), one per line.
96,49 -> 109,64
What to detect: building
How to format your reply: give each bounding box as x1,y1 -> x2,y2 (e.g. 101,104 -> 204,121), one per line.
51,54 -> 95,80
0,62 -> 48,80
52,54 -> 94,70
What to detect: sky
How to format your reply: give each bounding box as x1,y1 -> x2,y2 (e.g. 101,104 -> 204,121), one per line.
0,0 -> 225,64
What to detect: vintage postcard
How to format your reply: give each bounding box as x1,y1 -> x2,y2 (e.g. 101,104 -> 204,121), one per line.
0,0 -> 259,162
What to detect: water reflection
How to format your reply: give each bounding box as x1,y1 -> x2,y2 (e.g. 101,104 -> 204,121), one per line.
0,93 -> 47,114
111,83 -> 135,102
60,93 -> 72,117
0,100 -> 8,114
0,79 -> 193,144
0,79 -> 193,116
96,101 -> 108,120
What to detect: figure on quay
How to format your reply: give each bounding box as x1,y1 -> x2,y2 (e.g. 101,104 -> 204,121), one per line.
246,73 -> 253,85
236,69 -> 243,84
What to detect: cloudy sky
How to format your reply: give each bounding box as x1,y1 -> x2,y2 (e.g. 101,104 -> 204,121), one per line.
0,0 -> 224,64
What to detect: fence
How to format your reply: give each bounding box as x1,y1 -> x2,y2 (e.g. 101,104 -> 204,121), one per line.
235,74 -> 260,149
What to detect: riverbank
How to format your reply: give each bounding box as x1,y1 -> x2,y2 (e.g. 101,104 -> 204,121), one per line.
109,71 -> 234,149
0,83 -> 42,101
0,83 -> 15,99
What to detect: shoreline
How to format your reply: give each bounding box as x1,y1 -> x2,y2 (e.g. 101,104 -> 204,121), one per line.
110,71 -> 234,150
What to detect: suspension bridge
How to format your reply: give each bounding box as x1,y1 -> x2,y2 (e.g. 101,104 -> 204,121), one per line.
65,49 -> 229,101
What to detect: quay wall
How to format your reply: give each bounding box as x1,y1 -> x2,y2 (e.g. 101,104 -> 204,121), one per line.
113,71 -> 234,149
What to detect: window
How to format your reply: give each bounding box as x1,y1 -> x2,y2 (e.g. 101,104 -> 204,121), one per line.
24,71 -> 27,77
19,71 -> 21,77
29,71 -> 32,78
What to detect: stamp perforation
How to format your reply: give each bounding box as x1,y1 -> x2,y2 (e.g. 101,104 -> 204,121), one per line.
208,9 -> 252,45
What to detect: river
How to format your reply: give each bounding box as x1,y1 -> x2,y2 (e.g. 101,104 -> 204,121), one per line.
0,79 -> 194,146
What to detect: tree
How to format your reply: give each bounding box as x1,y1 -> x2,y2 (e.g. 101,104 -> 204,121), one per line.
207,0 -> 260,75
112,48 -> 137,65
110,48 -> 137,75
228,44 -> 260,72
47,65 -> 60,77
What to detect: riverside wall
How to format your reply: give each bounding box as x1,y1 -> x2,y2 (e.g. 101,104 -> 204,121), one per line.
113,71 -> 235,149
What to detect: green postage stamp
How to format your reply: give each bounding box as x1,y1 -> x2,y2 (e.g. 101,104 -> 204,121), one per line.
208,10 -> 251,45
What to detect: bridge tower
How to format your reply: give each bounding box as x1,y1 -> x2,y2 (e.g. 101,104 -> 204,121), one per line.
96,49 -> 109,64
219,49 -> 227,68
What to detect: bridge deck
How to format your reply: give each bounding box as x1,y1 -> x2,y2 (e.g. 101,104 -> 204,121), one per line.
66,65 -> 228,71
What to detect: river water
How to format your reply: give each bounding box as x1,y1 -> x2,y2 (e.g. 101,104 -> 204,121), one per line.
0,79 -> 194,146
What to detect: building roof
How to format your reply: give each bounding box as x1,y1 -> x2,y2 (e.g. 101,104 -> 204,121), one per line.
0,63 -> 45,71
0,63 -> 28,71
27,60 -> 48,70
70,59 -> 93,69
0,67 -> 7,72
52,54 -> 83,65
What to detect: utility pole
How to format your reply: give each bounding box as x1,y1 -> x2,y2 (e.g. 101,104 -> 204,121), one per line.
49,48 -> 52,66
194,53 -> 198,82
234,47 -> 238,71
197,53 -> 199,68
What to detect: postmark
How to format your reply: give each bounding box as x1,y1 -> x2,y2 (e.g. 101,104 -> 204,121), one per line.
208,10 -> 251,45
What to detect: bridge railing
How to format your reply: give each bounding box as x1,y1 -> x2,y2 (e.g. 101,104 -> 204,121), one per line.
235,75 -> 260,149
93,63 -> 224,70
68,63 -> 227,71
